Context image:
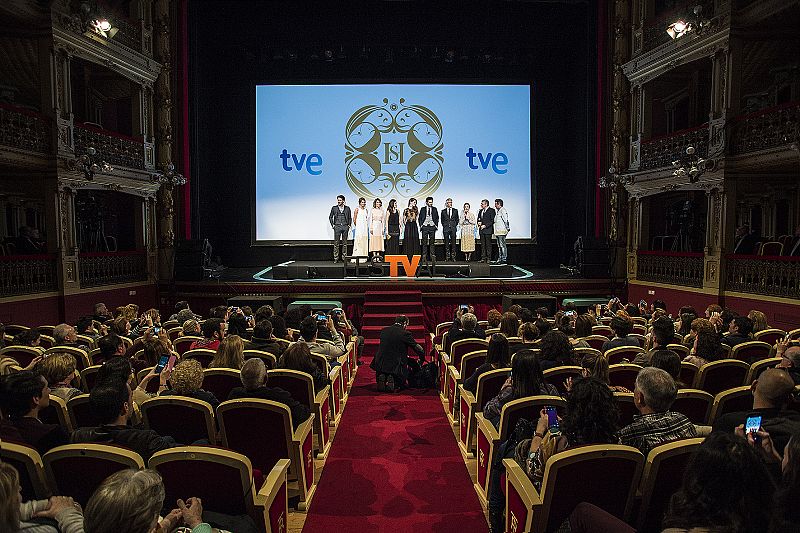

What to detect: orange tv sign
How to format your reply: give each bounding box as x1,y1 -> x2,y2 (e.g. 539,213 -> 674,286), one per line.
385,255 -> 421,277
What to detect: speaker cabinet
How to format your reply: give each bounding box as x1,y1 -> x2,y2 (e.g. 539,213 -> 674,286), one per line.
468,262 -> 490,277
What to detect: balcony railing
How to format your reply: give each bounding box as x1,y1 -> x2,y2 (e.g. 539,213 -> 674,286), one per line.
639,124 -> 709,170
726,255 -> 800,300
637,251 -> 704,288
0,254 -> 59,297
731,101 -> 800,155
0,104 -> 52,154
79,251 -> 148,287
74,123 -> 145,169
641,0 -> 715,53
109,16 -> 142,53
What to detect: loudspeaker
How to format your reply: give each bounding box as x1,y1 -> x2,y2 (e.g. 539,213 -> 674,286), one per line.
173,265 -> 205,281
468,262 -> 490,277
173,239 -> 210,280
288,264 -> 309,279
575,235 -> 610,279
502,294 -> 558,315
226,296 -> 283,315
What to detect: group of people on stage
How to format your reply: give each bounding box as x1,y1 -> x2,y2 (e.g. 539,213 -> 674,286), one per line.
328,194 -> 510,264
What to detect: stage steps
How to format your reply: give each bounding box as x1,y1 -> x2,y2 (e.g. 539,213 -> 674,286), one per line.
361,290 -> 427,356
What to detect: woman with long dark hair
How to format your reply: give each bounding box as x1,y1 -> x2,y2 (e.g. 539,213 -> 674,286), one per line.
385,199 -> 400,255
278,342 -> 330,393
463,334 -> 511,394
402,198 -> 420,258
538,330 -> 576,370
498,312 -> 519,338
483,349 -> 557,428
684,330 -> 727,367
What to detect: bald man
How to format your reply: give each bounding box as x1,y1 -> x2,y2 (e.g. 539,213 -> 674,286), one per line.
777,345 -> 800,385
712,368 -> 800,453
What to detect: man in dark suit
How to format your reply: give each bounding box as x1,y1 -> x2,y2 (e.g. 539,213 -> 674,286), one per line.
441,197 -> 458,261
370,315 -> 424,392
418,196 -> 439,263
477,199 -> 496,263
733,225 -> 758,255
329,195 -> 352,262
787,224 -> 800,257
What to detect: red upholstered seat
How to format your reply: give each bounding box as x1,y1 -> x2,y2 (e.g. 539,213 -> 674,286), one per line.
696,359 -> 750,395
203,368 -> 242,401
67,394 -> 104,429
183,348 -> 216,368
174,336 -> 202,355
140,396 -> 216,445
0,441 -> 50,501
672,389 -> 714,424
608,364 -> 641,391
614,392 -> 637,427
268,369 -> 331,458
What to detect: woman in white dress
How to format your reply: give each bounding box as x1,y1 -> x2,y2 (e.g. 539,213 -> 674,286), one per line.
369,198 -> 385,262
352,197 -> 369,259
460,202 -> 477,262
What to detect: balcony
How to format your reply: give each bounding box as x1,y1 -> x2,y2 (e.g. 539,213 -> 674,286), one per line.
731,101 -> 800,155
639,124 -> 709,171
73,122 -> 145,170
79,251 -> 148,288
637,251 -> 704,288
0,104 -> 52,154
0,254 -> 59,298
640,0 -> 716,54
726,254 -> 800,299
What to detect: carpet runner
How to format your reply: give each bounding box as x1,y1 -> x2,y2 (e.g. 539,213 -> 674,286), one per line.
361,291 -> 428,357
302,357 -> 487,532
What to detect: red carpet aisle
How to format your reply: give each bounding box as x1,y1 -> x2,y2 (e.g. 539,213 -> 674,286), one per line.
302,359 -> 488,532
361,291 -> 429,357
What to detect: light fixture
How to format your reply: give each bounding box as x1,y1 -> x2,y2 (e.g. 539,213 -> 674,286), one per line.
78,147 -> 113,181
666,20 -> 689,39
599,165 -> 633,190
149,162 -> 187,187
91,18 -> 118,39
671,146 -> 712,183
666,5 -> 711,40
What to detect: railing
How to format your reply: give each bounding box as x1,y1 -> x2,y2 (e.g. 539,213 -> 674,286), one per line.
0,254 -> 59,297
0,103 -> 52,154
79,251 -> 148,287
726,255 -> 800,300
639,124 -> 709,170
108,16 -> 142,53
641,0 -> 715,53
74,122 -> 145,169
731,101 -> 800,155
637,251 -> 704,288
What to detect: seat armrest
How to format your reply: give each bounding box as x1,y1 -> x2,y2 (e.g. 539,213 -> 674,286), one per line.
475,412 -> 500,441
328,365 -> 341,382
292,414 -> 315,442
256,458 -> 290,503
448,366 -> 461,382
440,351 -> 451,365
459,386 -> 476,405
503,458 -> 542,507
314,385 -> 330,405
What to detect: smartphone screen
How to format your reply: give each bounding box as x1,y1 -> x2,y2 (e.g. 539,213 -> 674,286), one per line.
154,354 -> 170,374
165,355 -> 177,373
546,406 -> 560,431
316,313 -> 328,321
460,304 -> 468,311
745,415 -> 762,443
153,326 -> 161,334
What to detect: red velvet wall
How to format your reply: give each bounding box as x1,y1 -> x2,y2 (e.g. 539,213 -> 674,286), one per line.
0,296 -> 61,327
724,295 -> 800,332
627,284 -> 718,317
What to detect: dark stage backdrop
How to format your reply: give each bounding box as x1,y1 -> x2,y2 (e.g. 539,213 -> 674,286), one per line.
188,0 -> 597,268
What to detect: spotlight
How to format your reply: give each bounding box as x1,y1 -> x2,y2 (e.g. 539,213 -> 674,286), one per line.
666,20 -> 689,39
96,18 -> 111,31
92,18 -> 118,39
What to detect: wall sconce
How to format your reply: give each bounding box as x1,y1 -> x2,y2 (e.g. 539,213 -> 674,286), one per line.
150,162 -> 187,187
78,147 -> 113,181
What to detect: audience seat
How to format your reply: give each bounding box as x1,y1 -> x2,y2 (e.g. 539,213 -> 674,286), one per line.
629,333 -> 647,347
183,348 -> 216,368
788,328 -> 800,341
174,336 -> 202,355
608,364 -> 642,391
441,339 -> 489,399
760,241 -> 783,256
268,369 -> 331,459
613,391 -> 637,427
44,346 -> 91,371
243,349 -> 278,368
150,447 -> 290,533
43,443 -> 145,506
636,438 -> 704,532
0,346 -> 43,368
0,441 -> 50,501
709,386 -> 753,424
66,394 -> 103,429
485,328 -> 500,336
605,346 -> 645,365
39,394 -> 72,432
4,324 -> 29,336
730,341 -> 773,364
457,368 -> 509,459
167,327 -> 183,341
666,344 -> 690,358
474,395 -> 566,506
217,399 -> 316,511
88,348 -> 102,365
309,353 -> 343,427
80,364 -> 103,393
38,335 -> 55,349
446,350 -> 487,426
203,368 -> 242,404
75,334 -> 97,349
573,347 -> 602,362
503,444 -> 644,533
440,331 -> 450,354
753,329 -> 786,346
632,325 -> 648,336
695,359 -> 750,395
140,396 -> 217,445
592,325 -> 613,337
542,366 -> 583,396
162,320 -> 180,330
746,357 -> 781,383
672,389 -> 714,424
679,362 -> 699,389
579,335 -> 610,351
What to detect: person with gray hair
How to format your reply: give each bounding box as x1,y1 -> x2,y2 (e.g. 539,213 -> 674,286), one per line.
777,341 -> 800,385
227,358 -> 310,428
618,367 -> 696,455
447,308 -> 486,346
52,323 -> 88,351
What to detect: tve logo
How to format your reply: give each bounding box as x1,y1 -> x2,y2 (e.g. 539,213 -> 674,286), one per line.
465,148 -> 508,174
279,149 -> 323,175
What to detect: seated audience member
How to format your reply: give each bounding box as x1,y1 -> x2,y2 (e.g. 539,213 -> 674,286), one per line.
661,432 -> 775,532
95,333 -> 127,365
538,330 -> 575,371
463,334 -> 511,394
182,319 -> 202,337
572,314 -> 594,340
714,307 -> 738,335
189,318 -> 225,351
268,315 -> 291,341
559,319 -> 587,348
508,304 -> 524,318
705,303 -> 722,318
248,320 -> 286,356
777,343 -> 800,385
0,371 -> 70,453
300,315 -> 346,364
225,312 -> 250,339
209,305 -> 229,320
168,300 -> 191,321
747,309 -> 769,333
209,335 -> 244,370
624,303 -> 640,318
174,307 -> 197,326
722,315 -> 754,348
535,306 -> 550,320
52,323 -> 88,351
533,318 -> 552,337
634,315 -> 674,365
486,309 -> 502,330
448,311 -> 486,345
12,329 -> 44,351
568,351 -> 630,393
110,317 -> 132,339
0,462 -> 84,533
0,348 -> 43,376
37,351 -> 82,401
160,359 -> 220,410
92,302 -> 113,323
683,316 -> 715,348
278,341 -> 330,393
98,357 -> 168,423
498,312 -> 519,338
255,304 -> 275,322
518,307 -> 535,324
283,307 -> 305,331
712,368 -> 800,454
76,316 -> 103,340
601,315 -> 639,353
618,367 -> 696,455
228,358 -> 310,428
370,315 -> 424,392
137,335 -> 172,372
510,322 -> 539,356
649,349 -> 684,386
684,330 -> 727,367
71,380 -> 178,461
676,310 -> 698,339
483,349 -> 558,429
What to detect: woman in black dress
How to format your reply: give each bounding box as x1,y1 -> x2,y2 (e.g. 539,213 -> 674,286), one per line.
385,199 -> 400,255
403,198 -> 421,258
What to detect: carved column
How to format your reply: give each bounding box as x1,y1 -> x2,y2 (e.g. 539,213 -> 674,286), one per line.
611,0 -> 632,278
703,188 -> 723,291
154,0 -> 175,280
54,183 -> 80,293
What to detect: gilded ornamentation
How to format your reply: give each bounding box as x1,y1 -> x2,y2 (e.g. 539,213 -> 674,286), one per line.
637,253 -> 704,288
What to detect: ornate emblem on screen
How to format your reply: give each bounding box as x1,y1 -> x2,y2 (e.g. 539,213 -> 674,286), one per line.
345,98 -> 444,199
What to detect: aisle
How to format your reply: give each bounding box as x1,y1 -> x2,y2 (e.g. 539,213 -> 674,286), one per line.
302,360 -> 488,532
